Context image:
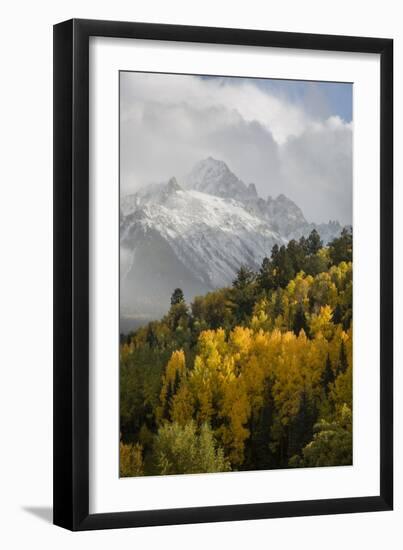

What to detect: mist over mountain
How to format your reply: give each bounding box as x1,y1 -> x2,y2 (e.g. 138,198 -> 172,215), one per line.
120,158 -> 343,330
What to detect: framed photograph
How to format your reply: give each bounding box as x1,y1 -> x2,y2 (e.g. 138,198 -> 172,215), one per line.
53,19 -> 393,530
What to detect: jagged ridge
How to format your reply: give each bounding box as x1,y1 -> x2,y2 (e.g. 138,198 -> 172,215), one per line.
120,158 -> 343,327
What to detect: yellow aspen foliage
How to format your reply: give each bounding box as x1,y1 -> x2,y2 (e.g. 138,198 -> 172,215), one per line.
329,261 -> 352,290
229,327 -> 253,372
330,366 -> 352,413
158,349 -> 186,422
329,333 -> 352,412
170,382 -> 195,426
120,342 -> 132,361
272,344 -> 305,424
309,305 -> 335,340
303,333 -> 328,398
189,355 -> 218,424
153,312 -> 351,471
309,272 -> 338,311
327,327 -> 350,371
345,326 -> 353,369
120,232 -> 354,475
219,377 -> 251,465
274,314 -> 286,331
251,298 -> 273,331
197,328 -> 228,357
287,272 -> 313,306
119,441 -> 144,477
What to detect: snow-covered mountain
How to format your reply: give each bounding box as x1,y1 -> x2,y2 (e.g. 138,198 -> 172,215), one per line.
120,158 -> 343,329
184,157 -> 342,241
184,157 -> 258,203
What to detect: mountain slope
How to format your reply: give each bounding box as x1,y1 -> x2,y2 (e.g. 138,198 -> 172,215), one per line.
120,159 -> 344,328
121,178 -> 283,323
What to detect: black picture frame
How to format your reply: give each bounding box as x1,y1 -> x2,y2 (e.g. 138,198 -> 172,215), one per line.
53,18 -> 393,531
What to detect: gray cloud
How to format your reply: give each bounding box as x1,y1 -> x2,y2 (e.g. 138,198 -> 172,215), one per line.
120,72 -> 352,225
279,117 -> 352,223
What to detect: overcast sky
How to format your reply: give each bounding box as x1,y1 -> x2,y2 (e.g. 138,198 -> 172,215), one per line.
120,72 -> 352,225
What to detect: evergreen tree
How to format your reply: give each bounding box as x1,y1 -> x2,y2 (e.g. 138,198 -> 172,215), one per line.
329,227 -> 353,265
258,256 -> 273,291
271,244 -> 279,262
321,353 -> 334,395
293,305 -> 308,336
298,235 -> 308,255
306,229 -> 323,256
232,265 -> 255,289
273,290 -> 283,318
146,323 -> 158,348
288,390 -> 316,460
273,245 -> 295,288
287,239 -> 305,273
336,341 -> 349,375
304,252 -> 329,276
332,303 -> 343,325
171,288 -> 185,306
163,369 -> 181,420
244,380 -> 274,470
297,405 -> 352,467
231,266 -> 257,322
173,369 -> 181,395
168,289 -> 188,331
163,380 -> 173,420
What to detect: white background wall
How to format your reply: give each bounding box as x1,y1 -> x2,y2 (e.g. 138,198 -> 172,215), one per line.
0,1 -> 400,547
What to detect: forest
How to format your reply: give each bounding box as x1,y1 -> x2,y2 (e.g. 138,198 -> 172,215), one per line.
120,228 -> 353,477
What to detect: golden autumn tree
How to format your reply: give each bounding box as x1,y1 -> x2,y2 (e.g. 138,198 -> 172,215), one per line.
120,441 -> 144,477
120,230 -> 353,476
158,349 -> 187,422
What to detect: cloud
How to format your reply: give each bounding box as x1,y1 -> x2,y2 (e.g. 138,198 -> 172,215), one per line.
280,117 -> 353,223
120,72 -> 352,225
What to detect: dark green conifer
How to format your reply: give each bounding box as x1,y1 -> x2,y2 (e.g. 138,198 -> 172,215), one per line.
171,288 -> 185,306
337,341 -> 349,374
322,353 -> 334,395
293,305 -> 308,336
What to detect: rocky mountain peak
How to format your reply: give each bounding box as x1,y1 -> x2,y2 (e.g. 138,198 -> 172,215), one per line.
247,183 -> 258,197
166,177 -> 182,193
185,157 -> 257,202
120,158 -> 344,326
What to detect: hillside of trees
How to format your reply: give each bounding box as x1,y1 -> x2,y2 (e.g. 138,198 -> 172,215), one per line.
120,228 -> 353,476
